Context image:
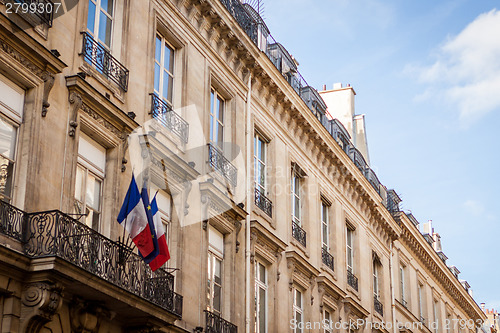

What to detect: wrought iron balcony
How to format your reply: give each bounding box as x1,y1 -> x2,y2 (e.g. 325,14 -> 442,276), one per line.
291,220 -> 306,247
208,143 -> 237,187
347,270 -> 358,291
374,296 -> 384,316
205,310 -> 238,333
321,247 -> 334,272
349,147 -> 368,175
0,200 -> 25,242
0,202 -> 182,318
7,0 -> 55,26
366,168 -> 381,195
218,0 -> 257,43
81,32 -> 129,91
254,188 -> 272,217
150,94 -> 189,143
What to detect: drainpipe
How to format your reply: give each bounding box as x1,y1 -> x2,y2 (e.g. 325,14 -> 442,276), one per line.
245,73 -> 252,333
390,241 -> 397,333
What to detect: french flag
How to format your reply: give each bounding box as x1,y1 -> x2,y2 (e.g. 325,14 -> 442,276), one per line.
139,186 -> 159,264
117,175 -> 156,257
148,193 -> 170,271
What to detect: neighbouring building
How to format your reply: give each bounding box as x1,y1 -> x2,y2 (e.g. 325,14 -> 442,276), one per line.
0,0 -> 485,332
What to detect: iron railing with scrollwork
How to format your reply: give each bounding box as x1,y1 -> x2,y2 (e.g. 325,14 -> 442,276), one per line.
150,94 -> 189,143
81,32 -> 129,91
347,270 -> 358,291
322,247 -> 334,272
254,188 -> 272,217
7,0 -> 55,26
374,296 -> 384,316
208,143 -> 237,187
0,201 -> 182,318
205,310 -> 238,333
0,200 -> 25,242
292,220 -> 306,247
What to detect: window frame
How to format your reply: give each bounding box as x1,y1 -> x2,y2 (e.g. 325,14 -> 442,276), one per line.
86,0 -> 115,49
207,227 -> 224,316
400,264 -> 406,303
323,308 -> 333,333
320,201 -> 329,251
293,288 -> 303,333
254,261 -> 268,333
346,226 -> 354,273
254,132 -> 267,194
0,115 -> 19,203
373,260 -> 379,300
291,171 -> 301,226
209,88 -> 225,150
154,33 -> 175,107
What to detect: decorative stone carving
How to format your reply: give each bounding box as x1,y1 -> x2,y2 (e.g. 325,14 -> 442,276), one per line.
70,297 -> 112,333
81,104 -> 127,140
41,72 -> 55,117
0,38 -> 44,78
68,92 -> 82,137
22,282 -> 63,333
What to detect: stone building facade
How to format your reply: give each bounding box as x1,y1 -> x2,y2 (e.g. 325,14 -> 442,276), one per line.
0,0 -> 485,332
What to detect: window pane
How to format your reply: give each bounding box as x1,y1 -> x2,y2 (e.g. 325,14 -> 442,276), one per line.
0,155 -> 14,200
100,0 -> 113,15
213,284 -> 221,312
214,258 -> 222,284
0,115 -> 16,160
258,163 -> 265,187
155,36 -> 161,62
210,114 -> 215,143
86,174 -> 101,210
258,287 -> 266,332
258,263 -> 266,283
87,0 -> 96,32
98,12 -> 112,47
217,123 -> 223,148
295,290 -> 301,307
154,64 -> 160,94
217,96 -> 224,122
164,43 -> 174,73
322,223 -> 328,245
75,166 -> 85,202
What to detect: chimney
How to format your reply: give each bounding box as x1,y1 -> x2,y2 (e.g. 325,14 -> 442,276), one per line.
423,220 -> 433,234
433,232 -> 442,252
322,84 -> 326,91
482,303 -> 486,311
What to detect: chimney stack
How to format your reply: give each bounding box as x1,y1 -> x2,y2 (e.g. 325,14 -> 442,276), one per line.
423,220 -> 433,234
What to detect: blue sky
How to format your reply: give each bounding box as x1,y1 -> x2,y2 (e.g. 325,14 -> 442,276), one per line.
262,0 -> 500,309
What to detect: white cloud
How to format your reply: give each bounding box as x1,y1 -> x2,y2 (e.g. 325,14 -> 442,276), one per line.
411,9 -> 500,125
463,199 -> 485,216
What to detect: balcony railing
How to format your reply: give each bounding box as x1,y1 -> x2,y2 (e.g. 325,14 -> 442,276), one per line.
366,168 -> 381,195
150,94 -> 189,143
7,0 -> 55,26
0,200 -> 25,242
349,147 -> 368,175
205,310 -> 238,333
374,296 -> 384,316
208,143 -> 237,187
291,220 -> 306,247
347,270 -> 358,291
0,202 -> 182,318
254,188 -> 272,217
321,247 -> 334,271
81,32 -> 129,91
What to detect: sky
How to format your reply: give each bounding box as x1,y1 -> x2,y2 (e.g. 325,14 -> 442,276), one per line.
261,0 -> 500,310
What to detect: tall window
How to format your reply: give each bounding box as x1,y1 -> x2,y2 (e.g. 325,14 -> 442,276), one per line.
433,299 -> 439,333
210,88 -> 224,149
255,261 -> 267,333
346,227 -> 354,273
373,261 -> 379,300
418,283 -> 424,320
154,34 -> 174,106
208,227 -> 224,315
74,134 -> 105,230
293,288 -> 303,333
400,265 -> 406,305
291,171 -> 301,225
87,0 -> 114,48
0,74 -> 24,204
321,201 -> 329,251
323,309 -> 333,333
254,133 -> 267,195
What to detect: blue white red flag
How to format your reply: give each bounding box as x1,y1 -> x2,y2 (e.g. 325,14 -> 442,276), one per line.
148,194 -> 170,271
117,175 -> 155,257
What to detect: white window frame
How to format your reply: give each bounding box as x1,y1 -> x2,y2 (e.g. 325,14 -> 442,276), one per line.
323,308 -> 333,333
373,260 -> 379,300
210,88 -> 225,150
418,282 -> 424,319
400,265 -> 406,303
74,134 -> 105,231
254,133 -> 267,194
0,116 -> 19,204
154,34 -> 175,107
293,288 -> 303,333
87,0 -> 114,49
433,299 -> 439,333
208,227 -> 224,315
321,201 -> 329,251
255,261 -> 267,333
291,171 -> 301,226
346,226 -> 354,273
